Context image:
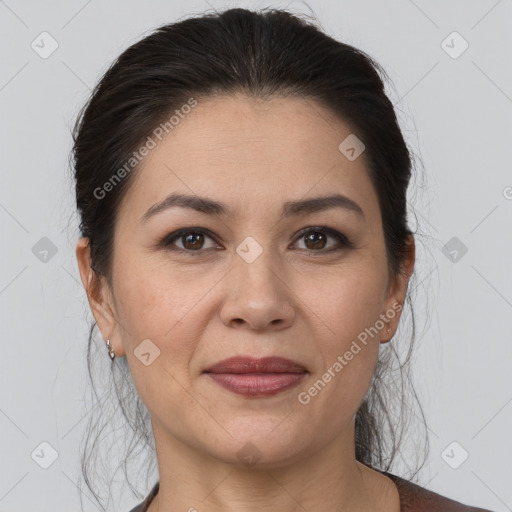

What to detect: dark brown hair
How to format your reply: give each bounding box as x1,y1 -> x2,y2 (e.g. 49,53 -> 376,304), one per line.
71,7 -> 429,510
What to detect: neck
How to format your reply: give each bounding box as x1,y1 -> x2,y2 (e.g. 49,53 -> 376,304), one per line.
147,423 -> 400,512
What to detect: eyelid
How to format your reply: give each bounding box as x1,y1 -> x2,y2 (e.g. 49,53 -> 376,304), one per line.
290,225 -> 354,252
159,227 -> 222,253
159,225 -> 354,254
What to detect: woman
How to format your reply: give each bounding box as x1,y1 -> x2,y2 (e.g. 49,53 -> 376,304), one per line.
72,7 -> 494,512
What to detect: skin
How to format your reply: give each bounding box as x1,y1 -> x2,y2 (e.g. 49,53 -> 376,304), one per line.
76,93 -> 415,512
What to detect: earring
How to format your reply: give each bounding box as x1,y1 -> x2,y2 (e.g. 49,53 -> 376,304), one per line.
106,339 -> 115,360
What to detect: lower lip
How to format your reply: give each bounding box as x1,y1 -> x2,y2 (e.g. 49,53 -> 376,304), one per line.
206,372 -> 306,397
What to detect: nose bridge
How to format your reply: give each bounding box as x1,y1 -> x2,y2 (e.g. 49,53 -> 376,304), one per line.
234,234 -> 284,297
219,234 -> 295,330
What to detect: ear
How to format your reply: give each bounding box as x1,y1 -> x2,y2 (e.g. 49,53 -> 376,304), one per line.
380,234 -> 415,343
75,237 -> 126,357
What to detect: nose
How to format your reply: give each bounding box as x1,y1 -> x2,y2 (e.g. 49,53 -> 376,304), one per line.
219,246 -> 296,332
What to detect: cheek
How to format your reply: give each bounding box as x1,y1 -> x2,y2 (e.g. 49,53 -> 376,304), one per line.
301,260 -> 389,344
113,257 -> 223,359
294,262 -> 387,414
114,265 -> 214,423
113,227 -> 206,323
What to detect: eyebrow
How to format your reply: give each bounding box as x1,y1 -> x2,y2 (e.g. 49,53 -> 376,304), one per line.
140,192 -> 365,223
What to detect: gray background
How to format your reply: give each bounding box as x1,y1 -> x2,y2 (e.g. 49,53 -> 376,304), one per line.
0,0 -> 511,510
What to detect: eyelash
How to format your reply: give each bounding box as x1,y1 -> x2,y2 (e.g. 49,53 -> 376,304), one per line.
158,226 -> 354,256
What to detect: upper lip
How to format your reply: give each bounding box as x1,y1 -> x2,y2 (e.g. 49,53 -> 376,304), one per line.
204,356 -> 307,374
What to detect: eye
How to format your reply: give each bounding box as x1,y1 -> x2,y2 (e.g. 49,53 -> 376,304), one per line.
159,226 -> 353,256
160,228 -> 221,254
291,226 -> 353,253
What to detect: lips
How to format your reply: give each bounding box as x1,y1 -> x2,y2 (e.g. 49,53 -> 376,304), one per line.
204,356 -> 307,374
203,356 -> 307,397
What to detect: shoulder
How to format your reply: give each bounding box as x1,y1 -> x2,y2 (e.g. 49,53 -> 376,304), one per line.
380,470 -> 495,512
128,476 -> 496,512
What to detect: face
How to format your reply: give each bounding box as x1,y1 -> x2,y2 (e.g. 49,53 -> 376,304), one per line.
77,94 -> 413,468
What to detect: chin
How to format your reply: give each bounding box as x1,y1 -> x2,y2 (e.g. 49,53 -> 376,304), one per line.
202,421 -> 312,468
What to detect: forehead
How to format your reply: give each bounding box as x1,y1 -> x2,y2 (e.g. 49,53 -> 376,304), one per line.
117,94 -> 380,225
167,94 -> 350,158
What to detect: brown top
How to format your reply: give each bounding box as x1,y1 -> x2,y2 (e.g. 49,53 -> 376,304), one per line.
129,471 -> 495,512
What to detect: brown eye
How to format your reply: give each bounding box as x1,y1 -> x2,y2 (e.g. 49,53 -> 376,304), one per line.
304,231 -> 328,250
293,227 -> 353,253
161,228 -> 220,254
181,232 -> 205,250
160,226 -> 353,256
